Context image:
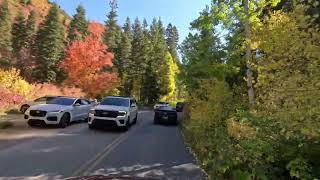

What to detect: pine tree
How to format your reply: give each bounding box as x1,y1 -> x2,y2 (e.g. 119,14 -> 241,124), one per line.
150,18 -> 170,97
103,0 -> 121,52
119,17 -> 133,96
67,4 -> 88,42
25,10 -> 36,49
0,0 -> 12,66
103,0 -> 122,77
130,18 -> 145,99
12,11 -> 27,54
34,3 -> 65,82
166,23 -> 180,62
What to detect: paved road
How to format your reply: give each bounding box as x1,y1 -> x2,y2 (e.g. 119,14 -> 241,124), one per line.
0,111 -> 205,180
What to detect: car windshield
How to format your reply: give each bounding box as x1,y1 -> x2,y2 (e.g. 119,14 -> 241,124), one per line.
100,97 -> 129,107
158,102 -> 168,104
47,97 -> 75,106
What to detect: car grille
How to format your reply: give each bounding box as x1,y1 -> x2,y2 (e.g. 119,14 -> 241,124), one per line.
94,110 -> 118,118
30,110 -> 47,117
93,119 -> 117,127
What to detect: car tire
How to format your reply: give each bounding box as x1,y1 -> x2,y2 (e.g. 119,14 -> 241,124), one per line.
27,120 -> 35,127
132,113 -> 138,125
154,117 -> 159,124
123,117 -> 130,131
20,104 -> 30,113
88,124 -> 95,129
59,113 -> 70,128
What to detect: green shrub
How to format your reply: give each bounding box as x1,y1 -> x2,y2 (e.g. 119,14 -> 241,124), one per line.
0,121 -> 13,129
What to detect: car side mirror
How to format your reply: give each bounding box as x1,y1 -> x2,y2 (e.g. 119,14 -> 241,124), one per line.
74,103 -> 81,106
176,104 -> 184,112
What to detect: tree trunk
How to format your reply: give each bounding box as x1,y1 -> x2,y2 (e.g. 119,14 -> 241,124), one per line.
244,0 -> 255,107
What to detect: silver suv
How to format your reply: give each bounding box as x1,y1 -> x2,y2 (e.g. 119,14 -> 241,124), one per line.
88,96 -> 138,131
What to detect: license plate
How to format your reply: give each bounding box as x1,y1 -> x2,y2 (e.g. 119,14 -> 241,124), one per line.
162,116 -> 168,120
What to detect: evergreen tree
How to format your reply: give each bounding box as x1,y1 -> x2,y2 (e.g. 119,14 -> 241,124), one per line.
119,17 -> 133,95
130,18 -> 145,99
103,0 -> 121,52
34,3 -> 65,82
140,19 -> 156,103
150,18 -> 170,97
165,23 -> 180,62
0,0 -> 12,66
103,0 -> 122,76
67,4 -> 88,42
12,11 -> 27,54
25,10 -> 36,49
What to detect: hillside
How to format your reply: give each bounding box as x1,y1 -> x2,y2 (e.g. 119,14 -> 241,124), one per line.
1,0 -> 70,28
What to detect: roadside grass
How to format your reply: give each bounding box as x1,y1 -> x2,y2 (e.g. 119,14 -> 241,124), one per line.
0,121 -> 13,129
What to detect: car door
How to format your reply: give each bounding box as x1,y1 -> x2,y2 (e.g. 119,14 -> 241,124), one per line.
80,99 -> 91,118
129,99 -> 138,121
72,99 -> 83,121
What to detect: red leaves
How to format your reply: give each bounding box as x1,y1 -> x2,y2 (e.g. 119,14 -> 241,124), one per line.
60,22 -> 119,97
88,21 -> 105,37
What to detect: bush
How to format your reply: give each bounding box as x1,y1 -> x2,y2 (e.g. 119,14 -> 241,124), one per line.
26,83 -> 85,100
0,121 -> 13,129
0,87 -> 24,111
0,68 -> 32,96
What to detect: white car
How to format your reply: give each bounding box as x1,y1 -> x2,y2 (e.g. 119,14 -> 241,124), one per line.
25,97 -> 92,128
20,96 -> 58,113
88,96 -> 138,131
153,102 -> 170,110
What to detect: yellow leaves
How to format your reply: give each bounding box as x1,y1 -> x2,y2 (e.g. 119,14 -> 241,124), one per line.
227,117 -> 256,140
0,68 -> 31,96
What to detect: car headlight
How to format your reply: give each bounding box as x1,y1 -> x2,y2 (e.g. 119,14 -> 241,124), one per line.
118,111 -> 127,117
89,110 -> 96,115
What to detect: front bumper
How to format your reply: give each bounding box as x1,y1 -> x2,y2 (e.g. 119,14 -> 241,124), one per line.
88,114 -> 128,127
25,112 -> 63,125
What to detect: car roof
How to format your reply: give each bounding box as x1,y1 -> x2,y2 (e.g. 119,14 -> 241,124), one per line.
106,96 -> 133,99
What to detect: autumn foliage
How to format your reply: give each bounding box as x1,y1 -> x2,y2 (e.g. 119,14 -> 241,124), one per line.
60,22 -> 119,97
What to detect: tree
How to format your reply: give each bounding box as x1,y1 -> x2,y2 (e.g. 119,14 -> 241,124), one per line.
33,3 -> 65,82
150,18 -> 169,97
25,10 -> 36,49
12,11 -> 27,55
103,0 -> 122,79
103,0 -> 121,53
67,4 -> 88,42
160,52 -> 179,102
119,17 -> 133,95
165,23 -> 179,62
0,0 -> 12,66
60,22 -> 119,97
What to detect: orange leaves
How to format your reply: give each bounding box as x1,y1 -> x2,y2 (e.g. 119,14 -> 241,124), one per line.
88,21 -> 105,37
60,22 -> 119,97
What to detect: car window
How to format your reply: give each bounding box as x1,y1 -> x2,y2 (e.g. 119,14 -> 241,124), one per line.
45,97 -> 56,103
34,97 -> 46,102
74,99 -> 82,105
81,99 -> 89,105
47,97 -> 76,106
100,97 -> 130,107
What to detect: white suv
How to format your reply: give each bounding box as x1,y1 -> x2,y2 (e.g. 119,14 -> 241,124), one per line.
25,97 -> 92,128
88,96 -> 138,130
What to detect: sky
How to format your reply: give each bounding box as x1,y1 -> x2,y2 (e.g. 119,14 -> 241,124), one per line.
53,0 -> 211,43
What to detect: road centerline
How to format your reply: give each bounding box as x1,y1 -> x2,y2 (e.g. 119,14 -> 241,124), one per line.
71,114 -> 146,177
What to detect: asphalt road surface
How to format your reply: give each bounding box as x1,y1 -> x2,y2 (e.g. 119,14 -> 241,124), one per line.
0,111 -> 205,180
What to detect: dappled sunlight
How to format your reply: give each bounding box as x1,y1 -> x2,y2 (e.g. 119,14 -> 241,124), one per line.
0,174 -> 64,180
92,163 -> 202,179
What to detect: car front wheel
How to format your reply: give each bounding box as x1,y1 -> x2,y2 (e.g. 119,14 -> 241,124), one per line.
132,113 -> 138,124
59,113 -> 70,128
